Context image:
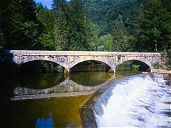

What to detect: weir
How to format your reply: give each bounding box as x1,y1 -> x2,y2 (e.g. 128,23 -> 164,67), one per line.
80,74 -> 171,128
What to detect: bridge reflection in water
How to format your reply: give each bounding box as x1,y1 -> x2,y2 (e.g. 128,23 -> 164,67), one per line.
1,71 -> 114,127
11,74 -> 113,101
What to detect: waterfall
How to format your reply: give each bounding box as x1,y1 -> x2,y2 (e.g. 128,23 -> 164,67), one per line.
93,74 -> 171,128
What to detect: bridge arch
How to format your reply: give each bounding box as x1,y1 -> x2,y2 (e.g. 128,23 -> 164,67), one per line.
70,59 -> 111,72
116,56 -> 153,69
116,59 -> 151,71
20,60 -> 65,74
70,58 -> 113,69
17,58 -> 67,69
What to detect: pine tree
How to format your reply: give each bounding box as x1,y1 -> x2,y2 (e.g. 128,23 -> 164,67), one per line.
53,0 -> 71,50
137,0 -> 171,52
36,4 -> 55,50
53,0 -> 91,51
0,0 -> 43,49
112,16 -> 135,52
69,0 -> 91,50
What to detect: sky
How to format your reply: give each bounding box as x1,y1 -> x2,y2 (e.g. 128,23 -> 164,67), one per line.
34,0 -> 70,9
34,0 -> 53,9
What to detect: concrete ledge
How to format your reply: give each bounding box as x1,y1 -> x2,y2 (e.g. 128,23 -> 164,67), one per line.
151,69 -> 171,74
79,78 -> 115,128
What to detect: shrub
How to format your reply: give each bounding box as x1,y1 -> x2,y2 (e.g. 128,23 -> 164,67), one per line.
131,64 -> 140,71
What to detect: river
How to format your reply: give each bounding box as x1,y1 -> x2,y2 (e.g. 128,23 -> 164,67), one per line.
0,72 -> 113,128
0,72 -> 170,128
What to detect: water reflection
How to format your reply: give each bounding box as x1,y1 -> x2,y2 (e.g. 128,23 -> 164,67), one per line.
36,114 -> 54,128
20,73 -> 65,89
11,76 -> 111,100
70,72 -> 113,86
0,72 -> 113,128
0,95 -> 91,128
0,71 -> 137,128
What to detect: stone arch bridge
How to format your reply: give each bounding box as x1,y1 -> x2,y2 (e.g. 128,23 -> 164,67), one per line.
0,50 -> 161,73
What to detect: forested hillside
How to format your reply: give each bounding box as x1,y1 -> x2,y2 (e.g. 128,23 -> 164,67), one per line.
0,0 -> 170,57
82,0 -> 143,35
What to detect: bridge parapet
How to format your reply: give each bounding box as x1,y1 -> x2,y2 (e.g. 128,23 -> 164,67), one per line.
9,50 -> 160,56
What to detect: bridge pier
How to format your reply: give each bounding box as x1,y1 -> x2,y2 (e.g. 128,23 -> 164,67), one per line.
108,67 -> 116,73
64,68 -> 70,76
108,67 -> 116,77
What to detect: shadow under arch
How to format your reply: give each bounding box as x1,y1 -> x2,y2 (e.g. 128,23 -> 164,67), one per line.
70,60 -> 111,73
20,60 -> 65,74
116,59 -> 151,72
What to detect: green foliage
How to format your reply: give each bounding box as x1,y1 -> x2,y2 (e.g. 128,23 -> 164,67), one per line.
36,4 -> 56,50
0,0 -> 170,55
20,61 -> 63,74
38,61 -> 61,73
99,34 -> 113,51
153,62 -> 161,69
69,0 -> 91,50
0,0 -> 43,50
112,17 -> 135,51
88,23 -> 100,51
53,0 -> 71,50
136,0 -> 171,52
131,64 -> 140,71
82,0 -> 143,36
39,32 -> 55,50
81,0 -> 142,52
53,0 -> 92,51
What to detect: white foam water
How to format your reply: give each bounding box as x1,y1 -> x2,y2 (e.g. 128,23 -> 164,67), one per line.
94,74 -> 171,128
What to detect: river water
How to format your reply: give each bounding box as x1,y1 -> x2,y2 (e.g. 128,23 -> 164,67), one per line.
94,74 -> 171,128
0,72 -> 113,128
0,72 -> 170,128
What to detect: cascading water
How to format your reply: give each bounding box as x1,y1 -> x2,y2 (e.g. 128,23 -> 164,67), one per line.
93,74 -> 171,128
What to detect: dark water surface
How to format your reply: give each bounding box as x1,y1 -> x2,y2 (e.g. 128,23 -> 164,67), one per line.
0,72 -> 113,128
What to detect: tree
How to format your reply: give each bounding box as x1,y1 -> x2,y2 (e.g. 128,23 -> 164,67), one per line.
112,16 -> 135,52
0,0 -> 43,49
98,34 -> 113,51
53,0 -> 71,50
87,22 -> 100,51
136,0 -> 171,52
36,4 -> 55,50
53,0 -> 91,51
82,0 -> 144,36
69,0 -> 91,50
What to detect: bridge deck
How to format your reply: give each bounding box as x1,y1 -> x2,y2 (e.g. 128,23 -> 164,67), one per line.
9,50 -> 160,56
